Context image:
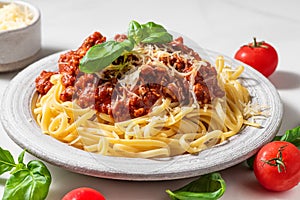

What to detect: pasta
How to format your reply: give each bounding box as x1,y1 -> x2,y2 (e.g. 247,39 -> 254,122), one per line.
34,32 -> 262,158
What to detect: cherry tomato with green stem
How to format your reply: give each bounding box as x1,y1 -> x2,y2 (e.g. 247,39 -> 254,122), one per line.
234,37 -> 278,77
253,141 -> 300,192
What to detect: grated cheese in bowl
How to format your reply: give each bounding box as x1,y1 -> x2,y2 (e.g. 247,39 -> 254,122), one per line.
0,2 -> 33,31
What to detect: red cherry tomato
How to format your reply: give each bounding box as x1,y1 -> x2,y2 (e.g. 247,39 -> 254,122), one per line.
253,141 -> 300,192
234,38 -> 278,77
62,187 -> 106,200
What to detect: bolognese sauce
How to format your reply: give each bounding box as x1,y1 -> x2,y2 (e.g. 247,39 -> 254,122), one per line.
35,32 -> 225,122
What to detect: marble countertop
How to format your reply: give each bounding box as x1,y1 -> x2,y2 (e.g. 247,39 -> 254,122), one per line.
0,0 -> 299,199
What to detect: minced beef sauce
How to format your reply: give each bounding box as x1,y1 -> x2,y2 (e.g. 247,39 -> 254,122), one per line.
35,32 -> 225,122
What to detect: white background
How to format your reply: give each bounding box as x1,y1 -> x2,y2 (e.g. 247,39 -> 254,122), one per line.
0,0 -> 299,199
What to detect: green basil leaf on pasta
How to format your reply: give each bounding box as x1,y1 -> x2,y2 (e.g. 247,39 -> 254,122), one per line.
141,31 -> 173,44
79,40 -> 134,73
120,38 -> 135,51
79,20 -> 173,73
127,20 -> 144,44
141,21 -> 168,34
166,173 -> 226,200
140,21 -> 173,44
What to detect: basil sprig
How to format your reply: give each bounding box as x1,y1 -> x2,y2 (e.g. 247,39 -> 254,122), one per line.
0,147 -> 51,200
166,173 -> 226,200
79,20 -> 173,73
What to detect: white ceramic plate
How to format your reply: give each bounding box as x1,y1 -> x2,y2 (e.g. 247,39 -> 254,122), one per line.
1,50 -> 283,181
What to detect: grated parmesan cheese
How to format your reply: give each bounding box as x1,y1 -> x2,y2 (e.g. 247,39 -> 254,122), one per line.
0,3 -> 33,31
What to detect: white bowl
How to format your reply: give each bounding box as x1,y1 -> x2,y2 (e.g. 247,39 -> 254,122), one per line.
0,1 -> 41,72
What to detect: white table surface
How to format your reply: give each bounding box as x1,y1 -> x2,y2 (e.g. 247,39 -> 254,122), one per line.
1,0 -> 300,199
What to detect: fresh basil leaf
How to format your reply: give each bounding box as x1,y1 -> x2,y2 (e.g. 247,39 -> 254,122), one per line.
141,31 -> 173,44
127,20 -> 144,44
2,160 -> 52,200
120,38 -> 135,51
18,150 -> 26,164
279,126 -> 300,148
166,173 -> 226,200
11,151 -> 27,174
140,21 -> 173,44
80,20 -> 173,73
128,20 -> 173,45
79,40 -> 134,73
0,147 -> 15,175
10,163 -> 26,175
141,21 -> 168,33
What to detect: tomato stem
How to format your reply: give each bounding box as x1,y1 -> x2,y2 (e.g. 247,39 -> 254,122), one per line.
251,37 -> 268,48
261,145 -> 287,173
253,37 -> 258,47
